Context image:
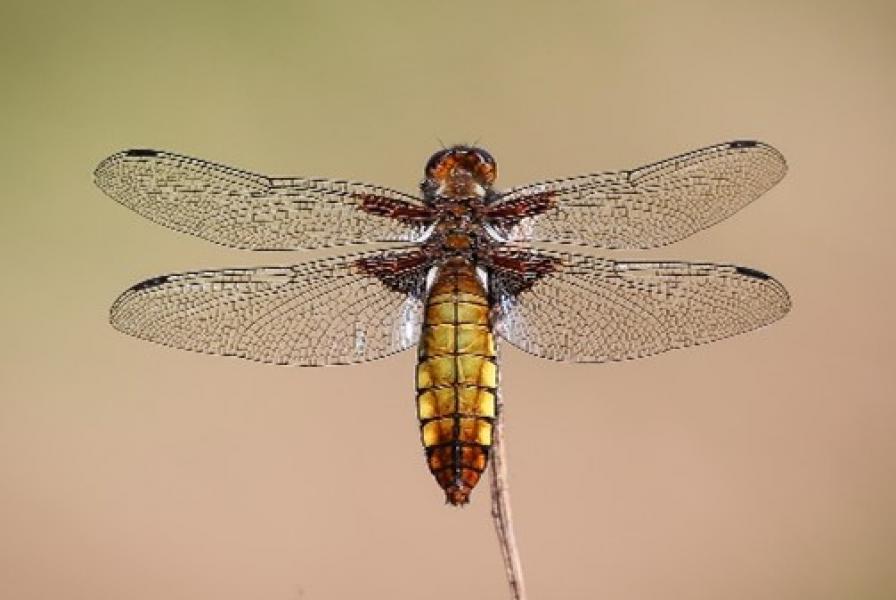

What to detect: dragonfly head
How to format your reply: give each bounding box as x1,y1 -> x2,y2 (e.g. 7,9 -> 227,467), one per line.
423,145 -> 497,199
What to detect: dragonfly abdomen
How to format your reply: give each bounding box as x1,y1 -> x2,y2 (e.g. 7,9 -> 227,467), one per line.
416,257 -> 497,505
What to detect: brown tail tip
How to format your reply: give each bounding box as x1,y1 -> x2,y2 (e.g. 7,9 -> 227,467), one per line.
445,485 -> 472,506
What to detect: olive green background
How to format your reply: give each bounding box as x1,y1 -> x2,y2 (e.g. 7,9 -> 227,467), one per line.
1,1 -> 894,599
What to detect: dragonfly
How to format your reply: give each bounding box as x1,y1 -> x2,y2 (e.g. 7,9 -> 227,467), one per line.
95,140 -> 790,505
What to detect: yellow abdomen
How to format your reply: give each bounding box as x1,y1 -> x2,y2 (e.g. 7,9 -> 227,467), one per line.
416,257 -> 497,505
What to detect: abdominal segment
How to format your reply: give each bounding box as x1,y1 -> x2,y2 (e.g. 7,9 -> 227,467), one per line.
416,258 -> 497,505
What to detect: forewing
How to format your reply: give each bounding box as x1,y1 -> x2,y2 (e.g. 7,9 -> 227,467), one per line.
95,149 -> 431,250
110,248 -> 430,365
491,250 -> 790,362
491,141 -> 786,249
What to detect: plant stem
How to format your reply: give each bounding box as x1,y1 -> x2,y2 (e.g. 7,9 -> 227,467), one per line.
489,391 -> 527,600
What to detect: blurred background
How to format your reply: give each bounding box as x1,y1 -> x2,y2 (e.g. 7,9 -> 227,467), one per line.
1,1 -> 894,599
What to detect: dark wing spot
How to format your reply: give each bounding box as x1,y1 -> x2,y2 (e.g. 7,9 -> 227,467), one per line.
130,275 -> 171,292
735,266 -> 770,280
729,140 -> 758,149
125,149 -> 160,157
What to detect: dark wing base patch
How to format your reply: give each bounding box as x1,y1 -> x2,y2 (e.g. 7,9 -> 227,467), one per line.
491,250 -> 790,363
95,149 -> 429,250
490,141 -> 787,250
110,248 -> 430,366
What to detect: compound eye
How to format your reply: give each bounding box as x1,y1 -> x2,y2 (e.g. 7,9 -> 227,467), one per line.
474,148 -> 495,166
425,149 -> 450,176
470,148 -> 497,185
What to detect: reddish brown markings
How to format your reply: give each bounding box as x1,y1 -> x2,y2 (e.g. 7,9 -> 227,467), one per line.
486,249 -> 560,277
444,233 -> 472,250
427,446 -> 453,471
355,194 -> 435,224
481,191 -> 557,223
354,249 -> 433,294
482,249 -> 561,295
355,250 -> 431,277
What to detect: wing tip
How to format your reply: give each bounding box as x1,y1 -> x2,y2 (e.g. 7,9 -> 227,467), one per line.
737,265 -> 793,320
94,149 -> 160,189
729,139 -> 788,181
108,274 -> 171,328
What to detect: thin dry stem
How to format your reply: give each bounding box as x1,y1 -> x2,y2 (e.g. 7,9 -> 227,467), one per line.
489,392 -> 527,600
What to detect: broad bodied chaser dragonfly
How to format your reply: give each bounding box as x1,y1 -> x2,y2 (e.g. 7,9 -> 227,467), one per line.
95,141 -> 790,505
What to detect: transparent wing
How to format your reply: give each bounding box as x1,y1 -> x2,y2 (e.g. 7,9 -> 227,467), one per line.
491,141 -> 786,249
95,149 -> 431,250
490,249 -> 790,362
110,248 -> 430,366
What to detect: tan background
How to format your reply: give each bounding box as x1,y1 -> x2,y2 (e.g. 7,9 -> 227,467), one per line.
1,1 -> 894,599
